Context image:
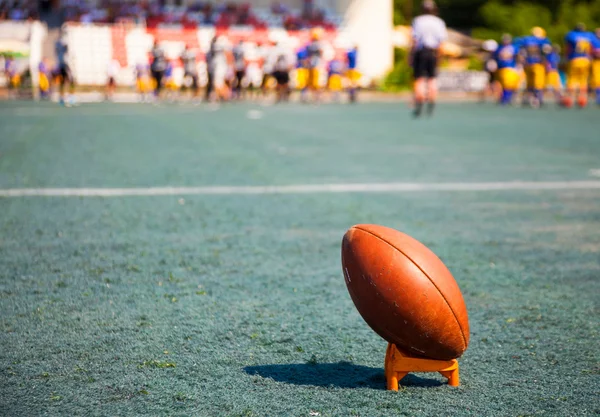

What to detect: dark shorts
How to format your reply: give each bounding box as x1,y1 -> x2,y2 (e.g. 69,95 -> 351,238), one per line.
273,70 -> 289,85
58,64 -> 73,83
413,48 -> 438,79
151,70 -> 164,89
108,76 -> 116,86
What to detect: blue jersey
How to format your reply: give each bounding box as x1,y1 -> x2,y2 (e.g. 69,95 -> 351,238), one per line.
545,51 -> 560,70
5,59 -> 17,76
296,47 -> 307,68
494,44 -> 518,69
38,61 -> 49,75
347,48 -> 358,69
328,59 -> 344,76
55,39 -> 68,66
164,63 -> 173,77
565,30 -> 594,60
592,35 -> 600,60
516,36 -> 550,65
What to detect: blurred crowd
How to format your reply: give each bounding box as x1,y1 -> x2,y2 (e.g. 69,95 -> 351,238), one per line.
481,24 -> 600,108
0,0 -> 338,30
0,0 -> 39,21
3,27 -> 361,105
112,27 -> 359,104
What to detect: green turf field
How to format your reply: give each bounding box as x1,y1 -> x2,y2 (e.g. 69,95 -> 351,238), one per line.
0,101 -> 599,416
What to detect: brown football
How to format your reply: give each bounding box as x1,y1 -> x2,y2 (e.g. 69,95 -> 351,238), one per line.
342,224 -> 470,360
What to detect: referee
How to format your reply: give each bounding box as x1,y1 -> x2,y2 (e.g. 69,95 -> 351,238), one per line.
410,0 -> 448,117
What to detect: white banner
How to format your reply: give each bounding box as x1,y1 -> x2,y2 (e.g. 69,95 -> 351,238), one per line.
437,70 -> 488,92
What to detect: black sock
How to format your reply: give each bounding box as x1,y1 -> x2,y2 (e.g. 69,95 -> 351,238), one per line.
413,101 -> 423,117
427,101 -> 435,115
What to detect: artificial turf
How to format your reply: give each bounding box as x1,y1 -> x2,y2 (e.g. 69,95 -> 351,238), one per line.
0,101 -> 599,416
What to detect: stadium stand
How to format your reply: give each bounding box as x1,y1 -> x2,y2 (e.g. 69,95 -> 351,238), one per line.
2,1 -> 394,90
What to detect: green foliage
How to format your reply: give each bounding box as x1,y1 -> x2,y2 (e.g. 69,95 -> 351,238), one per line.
393,0 -> 415,25
393,0 -> 406,25
467,54 -> 485,71
394,0 -> 600,40
437,0 -> 489,28
475,1 -> 552,40
382,48 -> 413,91
471,0 -> 600,44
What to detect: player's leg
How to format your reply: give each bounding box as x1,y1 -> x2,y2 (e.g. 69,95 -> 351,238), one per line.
67,66 -> 76,105
348,70 -> 360,103
297,68 -> 308,102
282,71 -> 291,102
191,74 -> 199,99
565,59 -> 582,106
180,72 -> 188,98
260,72 -> 269,98
106,76 -> 115,100
235,70 -> 244,99
328,74 -> 341,102
58,65 -> 75,106
592,60 -> 600,105
533,63 -> 545,106
214,67 -> 229,102
205,71 -> 213,102
578,61 -> 590,107
545,70 -> 559,103
39,72 -> 49,99
523,65 -> 533,105
152,70 -> 163,99
311,68 -> 321,103
426,77 -> 437,115
425,50 -> 438,115
412,50 -> 426,117
58,67 -> 66,104
498,68 -> 517,105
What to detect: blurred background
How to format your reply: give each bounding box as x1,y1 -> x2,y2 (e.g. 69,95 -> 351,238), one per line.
1,0 -> 600,99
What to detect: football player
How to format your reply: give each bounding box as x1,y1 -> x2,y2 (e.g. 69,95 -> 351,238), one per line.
295,46 -> 308,96
346,45 -> 360,103
564,23 -> 594,107
544,44 -> 563,103
305,27 -> 324,102
232,40 -> 246,100
494,34 -> 520,105
327,52 -> 345,102
591,29 -> 600,105
55,28 -> 75,106
515,27 -> 551,107
180,43 -> 199,99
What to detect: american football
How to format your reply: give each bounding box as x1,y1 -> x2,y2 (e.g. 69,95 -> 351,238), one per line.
342,224 -> 470,361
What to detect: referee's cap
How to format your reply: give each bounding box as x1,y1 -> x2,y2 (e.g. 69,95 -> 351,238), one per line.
422,0 -> 437,13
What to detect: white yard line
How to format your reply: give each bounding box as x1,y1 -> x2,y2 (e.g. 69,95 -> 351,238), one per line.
1,181 -> 600,197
